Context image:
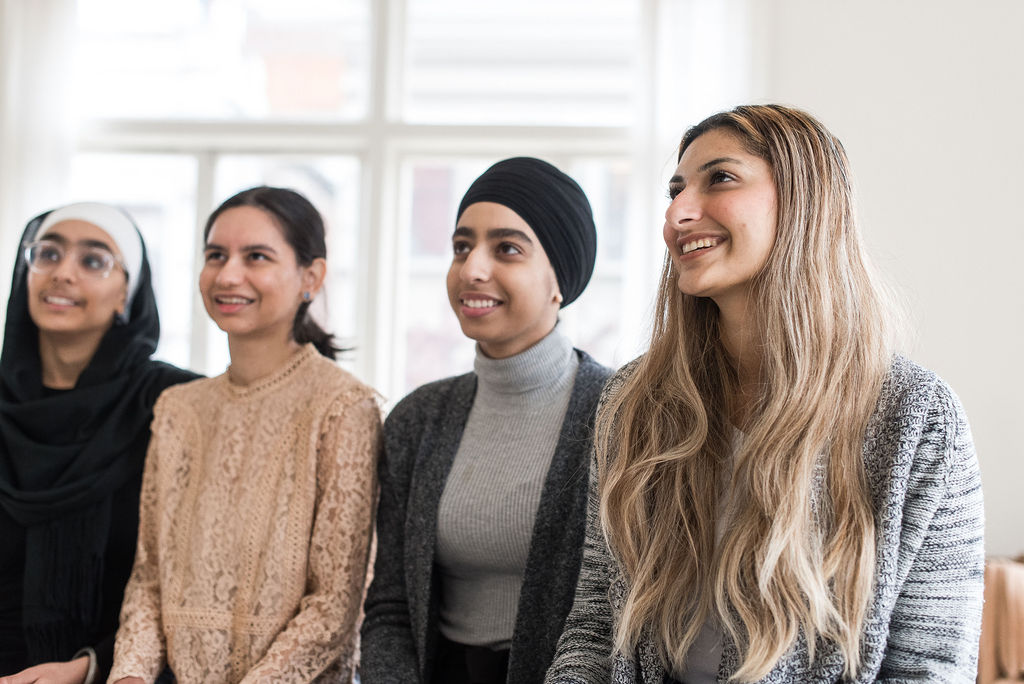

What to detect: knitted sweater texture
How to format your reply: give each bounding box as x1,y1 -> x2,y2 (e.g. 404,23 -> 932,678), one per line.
360,349 -> 612,684
545,355 -> 984,684
109,345 -> 381,683
437,330 -> 579,647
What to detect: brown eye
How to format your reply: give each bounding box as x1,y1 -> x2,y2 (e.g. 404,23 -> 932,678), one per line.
709,170 -> 735,185
79,249 -> 113,274
496,242 -> 522,256
34,243 -> 63,265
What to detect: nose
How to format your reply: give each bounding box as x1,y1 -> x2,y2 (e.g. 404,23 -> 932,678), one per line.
458,247 -> 491,283
49,253 -> 77,282
214,255 -> 245,286
665,187 -> 702,229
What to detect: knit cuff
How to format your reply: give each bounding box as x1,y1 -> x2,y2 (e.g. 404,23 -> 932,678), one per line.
72,647 -> 98,684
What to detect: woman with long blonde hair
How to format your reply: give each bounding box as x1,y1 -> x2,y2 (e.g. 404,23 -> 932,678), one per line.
545,104 -> 984,683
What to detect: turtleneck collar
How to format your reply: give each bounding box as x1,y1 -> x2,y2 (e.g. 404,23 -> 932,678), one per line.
473,326 -> 576,402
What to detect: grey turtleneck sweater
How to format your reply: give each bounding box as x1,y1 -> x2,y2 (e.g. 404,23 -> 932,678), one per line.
435,328 -> 578,649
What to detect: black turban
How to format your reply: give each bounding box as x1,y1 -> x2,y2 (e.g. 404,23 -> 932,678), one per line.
456,157 -> 597,308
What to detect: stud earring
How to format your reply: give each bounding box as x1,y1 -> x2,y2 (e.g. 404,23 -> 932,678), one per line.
302,292 -> 311,302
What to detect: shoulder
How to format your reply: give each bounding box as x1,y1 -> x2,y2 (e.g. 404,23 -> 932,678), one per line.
384,371 -> 476,433
564,350 -> 615,424
600,355 -> 643,405
153,372 -> 214,409
305,353 -> 378,409
868,356 -> 968,448
144,359 -> 203,387
863,355 -> 975,500
136,359 -> 203,409
574,349 -> 615,392
150,374 -> 218,431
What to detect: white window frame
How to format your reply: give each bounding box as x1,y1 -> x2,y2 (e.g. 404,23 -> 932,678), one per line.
74,0 -> 748,400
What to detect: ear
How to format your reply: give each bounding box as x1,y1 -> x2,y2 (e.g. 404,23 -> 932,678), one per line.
548,266 -> 563,305
301,257 -> 327,299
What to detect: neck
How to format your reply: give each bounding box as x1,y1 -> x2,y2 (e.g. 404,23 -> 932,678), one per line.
227,333 -> 303,386
37,329 -> 106,389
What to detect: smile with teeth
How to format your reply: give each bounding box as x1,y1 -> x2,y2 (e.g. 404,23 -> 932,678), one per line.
461,298 -> 500,308
215,295 -> 253,304
680,237 -> 722,255
43,295 -> 77,306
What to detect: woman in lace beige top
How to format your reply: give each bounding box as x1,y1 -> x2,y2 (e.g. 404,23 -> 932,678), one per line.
109,186 -> 380,684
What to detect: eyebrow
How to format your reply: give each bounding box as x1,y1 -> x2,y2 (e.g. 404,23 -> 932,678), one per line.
699,156 -> 744,172
669,156 -> 746,185
204,242 -> 279,254
452,226 -> 534,244
40,233 -> 116,253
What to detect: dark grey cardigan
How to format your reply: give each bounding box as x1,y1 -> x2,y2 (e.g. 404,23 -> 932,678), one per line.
361,350 -> 612,684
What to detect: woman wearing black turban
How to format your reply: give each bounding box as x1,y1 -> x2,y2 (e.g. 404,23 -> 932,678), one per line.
0,203 -> 198,684
361,158 -> 613,684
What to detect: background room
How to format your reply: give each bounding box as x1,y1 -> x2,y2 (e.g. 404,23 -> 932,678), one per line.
0,0 -> 1021,560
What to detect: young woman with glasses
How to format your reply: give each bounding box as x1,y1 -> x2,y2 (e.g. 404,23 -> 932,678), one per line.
0,203 -> 198,684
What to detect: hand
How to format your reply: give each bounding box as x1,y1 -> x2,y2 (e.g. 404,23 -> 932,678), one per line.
0,657 -> 89,684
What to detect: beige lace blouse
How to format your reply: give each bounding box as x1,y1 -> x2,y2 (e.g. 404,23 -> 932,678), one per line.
109,345 -> 380,683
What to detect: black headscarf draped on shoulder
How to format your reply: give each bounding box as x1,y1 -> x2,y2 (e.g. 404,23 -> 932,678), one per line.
0,206 -> 198,662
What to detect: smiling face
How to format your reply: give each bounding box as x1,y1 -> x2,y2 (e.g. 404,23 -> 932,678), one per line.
663,128 -> 778,314
446,201 -> 561,359
26,219 -> 128,342
199,205 -> 322,346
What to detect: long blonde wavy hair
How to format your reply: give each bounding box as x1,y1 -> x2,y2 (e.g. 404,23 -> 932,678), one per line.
599,104 -> 894,680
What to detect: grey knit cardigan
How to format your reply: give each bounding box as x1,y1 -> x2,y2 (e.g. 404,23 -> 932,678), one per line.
361,350 -> 612,684
545,356 -> 985,684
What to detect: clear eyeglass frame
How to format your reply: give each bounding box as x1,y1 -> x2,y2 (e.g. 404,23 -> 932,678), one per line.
23,239 -> 126,280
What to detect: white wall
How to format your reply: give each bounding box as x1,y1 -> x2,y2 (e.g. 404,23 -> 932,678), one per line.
748,0 -> 1024,556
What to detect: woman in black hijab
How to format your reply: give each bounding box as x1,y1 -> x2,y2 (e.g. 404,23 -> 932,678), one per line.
0,203 -> 198,684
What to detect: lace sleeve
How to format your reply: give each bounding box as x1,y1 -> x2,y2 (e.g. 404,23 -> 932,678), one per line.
108,407 -> 169,683
240,393 -> 381,683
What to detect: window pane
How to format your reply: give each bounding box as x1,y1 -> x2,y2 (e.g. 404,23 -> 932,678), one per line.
69,153 -> 199,369
211,155 -> 361,375
76,0 -> 370,121
403,1 -> 640,126
559,158 -> 632,366
400,159 -> 491,393
398,156 -> 631,396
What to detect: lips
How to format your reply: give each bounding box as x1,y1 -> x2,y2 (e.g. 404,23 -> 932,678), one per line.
462,298 -> 499,309
673,233 -> 727,260
212,294 -> 254,314
680,236 -> 724,255
43,294 -> 78,306
458,294 -> 502,318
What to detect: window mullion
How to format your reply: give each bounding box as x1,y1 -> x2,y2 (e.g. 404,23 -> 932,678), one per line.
189,150 -> 216,373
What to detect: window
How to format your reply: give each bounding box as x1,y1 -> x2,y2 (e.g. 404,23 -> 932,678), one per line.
72,0 -> 749,402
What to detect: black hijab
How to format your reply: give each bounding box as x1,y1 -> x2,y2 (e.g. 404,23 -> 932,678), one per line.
0,206 -> 197,661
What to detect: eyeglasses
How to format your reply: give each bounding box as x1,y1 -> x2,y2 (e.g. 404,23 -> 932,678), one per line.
24,239 -> 126,280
